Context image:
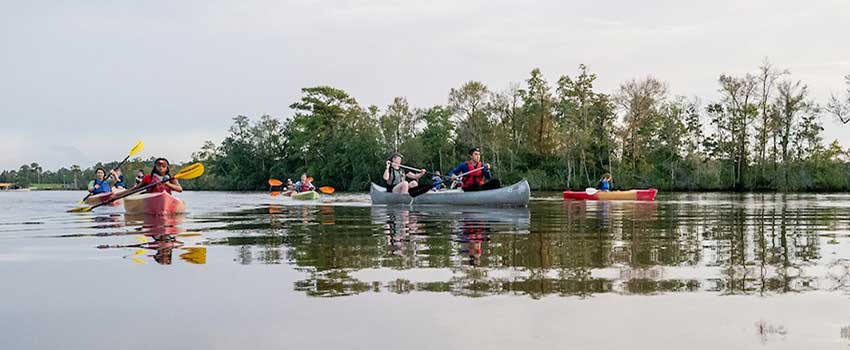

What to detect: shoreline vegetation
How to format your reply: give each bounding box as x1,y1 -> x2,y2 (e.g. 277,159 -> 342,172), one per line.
3,62 -> 850,193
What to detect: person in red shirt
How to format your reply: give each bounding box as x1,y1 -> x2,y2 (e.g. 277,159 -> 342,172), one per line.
136,158 -> 183,194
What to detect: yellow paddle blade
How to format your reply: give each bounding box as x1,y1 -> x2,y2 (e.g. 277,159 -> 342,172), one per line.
128,140 -> 144,157
180,247 -> 207,264
134,235 -> 147,243
174,162 -> 204,180
131,257 -> 147,265
319,186 -> 335,194
133,249 -> 147,256
268,178 -> 283,186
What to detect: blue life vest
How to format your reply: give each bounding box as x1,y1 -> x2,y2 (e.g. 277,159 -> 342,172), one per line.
600,179 -> 610,191
92,179 -> 112,194
114,175 -> 126,188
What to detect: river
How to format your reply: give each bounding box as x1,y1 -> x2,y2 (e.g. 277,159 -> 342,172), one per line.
1,191 -> 849,349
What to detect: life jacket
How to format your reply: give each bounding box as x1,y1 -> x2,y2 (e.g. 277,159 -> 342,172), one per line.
385,168 -> 404,188
92,179 -> 112,194
461,161 -> 485,188
143,174 -> 172,194
114,175 -> 126,188
298,181 -> 312,192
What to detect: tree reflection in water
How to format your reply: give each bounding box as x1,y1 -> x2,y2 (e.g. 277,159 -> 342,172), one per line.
206,193 -> 847,298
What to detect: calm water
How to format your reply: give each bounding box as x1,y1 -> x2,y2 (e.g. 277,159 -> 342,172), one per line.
2,191 -> 850,349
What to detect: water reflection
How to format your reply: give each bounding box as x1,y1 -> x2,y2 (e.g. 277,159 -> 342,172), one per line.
93,213 -> 206,265
190,194 -> 850,298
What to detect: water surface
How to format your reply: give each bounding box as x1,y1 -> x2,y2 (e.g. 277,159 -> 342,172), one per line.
2,191 -> 850,349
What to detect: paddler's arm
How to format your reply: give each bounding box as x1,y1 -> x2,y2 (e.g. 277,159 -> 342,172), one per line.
482,163 -> 492,179
447,163 -> 467,180
165,178 -> 183,192
383,160 -> 391,181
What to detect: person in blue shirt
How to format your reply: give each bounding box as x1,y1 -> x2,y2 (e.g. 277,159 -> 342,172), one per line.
448,147 -> 501,192
112,168 -> 127,190
88,167 -> 113,194
431,170 -> 444,191
597,173 -> 612,192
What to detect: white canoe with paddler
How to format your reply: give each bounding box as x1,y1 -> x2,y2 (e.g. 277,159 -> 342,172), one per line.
369,179 -> 530,207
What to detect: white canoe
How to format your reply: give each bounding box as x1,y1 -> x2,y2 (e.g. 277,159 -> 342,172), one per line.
370,179 -> 530,207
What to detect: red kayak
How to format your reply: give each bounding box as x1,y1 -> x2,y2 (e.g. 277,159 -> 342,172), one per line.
563,188 -> 658,201
84,191 -> 123,206
123,192 -> 186,215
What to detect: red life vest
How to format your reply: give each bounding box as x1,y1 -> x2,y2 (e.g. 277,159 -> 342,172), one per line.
299,182 -> 312,192
461,161 -> 485,188
143,174 -> 172,194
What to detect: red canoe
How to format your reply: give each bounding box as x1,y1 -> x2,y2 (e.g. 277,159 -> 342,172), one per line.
563,189 -> 658,201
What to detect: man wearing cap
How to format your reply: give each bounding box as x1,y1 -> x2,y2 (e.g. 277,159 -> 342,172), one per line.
448,147 -> 501,192
383,153 -> 426,194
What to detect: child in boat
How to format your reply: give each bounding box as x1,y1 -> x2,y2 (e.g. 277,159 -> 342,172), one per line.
134,169 -> 145,186
432,171 -> 444,191
597,173 -> 612,192
88,167 -> 113,195
137,158 -> 183,194
112,168 -> 126,191
293,174 -> 315,193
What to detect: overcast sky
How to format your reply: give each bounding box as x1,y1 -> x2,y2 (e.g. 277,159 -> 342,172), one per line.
2,0 -> 849,170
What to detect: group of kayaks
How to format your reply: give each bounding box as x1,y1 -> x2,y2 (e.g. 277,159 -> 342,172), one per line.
83,181 -> 655,214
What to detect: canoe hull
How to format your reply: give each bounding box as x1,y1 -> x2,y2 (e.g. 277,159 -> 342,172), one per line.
291,190 -> 320,200
370,179 -> 530,206
563,188 -> 658,201
124,192 -> 186,215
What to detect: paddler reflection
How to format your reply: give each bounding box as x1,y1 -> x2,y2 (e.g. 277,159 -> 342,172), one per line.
98,213 -> 206,265
454,214 -> 491,266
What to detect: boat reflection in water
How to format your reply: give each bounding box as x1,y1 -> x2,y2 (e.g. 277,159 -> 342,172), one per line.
202,194 -> 850,299
96,213 -> 206,265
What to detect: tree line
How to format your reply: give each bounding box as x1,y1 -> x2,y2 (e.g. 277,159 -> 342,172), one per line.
4,61 -> 850,192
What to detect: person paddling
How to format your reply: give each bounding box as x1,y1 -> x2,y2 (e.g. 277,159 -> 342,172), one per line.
88,167 -> 113,195
293,174 -> 315,193
135,158 -> 183,194
597,173 -> 612,192
134,169 -> 145,186
448,147 -> 501,192
432,170 -> 444,191
112,168 -> 127,191
383,153 -> 426,194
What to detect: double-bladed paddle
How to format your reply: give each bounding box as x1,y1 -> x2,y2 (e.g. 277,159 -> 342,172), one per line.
80,141 -> 145,203
68,162 -> 204,213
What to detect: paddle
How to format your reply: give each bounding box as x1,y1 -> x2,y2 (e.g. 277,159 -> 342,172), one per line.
270,177 -> 334,195
68,162 -> 204,213
586,187 -> 598,195
81,141 -> 145,203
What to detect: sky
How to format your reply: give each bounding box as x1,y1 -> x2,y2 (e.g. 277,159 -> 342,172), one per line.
1,0 -> 849,170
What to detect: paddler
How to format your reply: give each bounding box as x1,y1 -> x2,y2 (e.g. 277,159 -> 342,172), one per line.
597,173 -> 612,192
135,158 -> 183,193
87,167 -> 113,195
112,168 -> 127,191
448,147 -> 501,192
383,153 -> 425,194
293,174 -> 315,193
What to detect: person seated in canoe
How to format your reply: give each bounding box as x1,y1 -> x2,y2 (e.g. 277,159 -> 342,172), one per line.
431,170 -> 444,191
448,147 -> 501,192
112,168 -> 127,191
597,173 -> 612,192
87,167 -> 113,195
136,158 -> 183,194
293,174 -> 315,193
383,153 -> 426,194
